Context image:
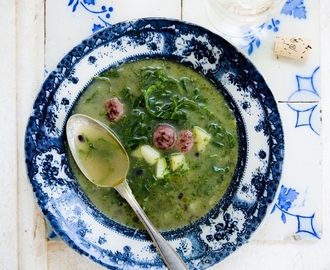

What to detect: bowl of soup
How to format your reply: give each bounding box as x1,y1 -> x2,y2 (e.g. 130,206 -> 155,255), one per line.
25,18 -> 284,269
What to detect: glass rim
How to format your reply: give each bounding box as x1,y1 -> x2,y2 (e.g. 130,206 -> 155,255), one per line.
207,0 -> 285,24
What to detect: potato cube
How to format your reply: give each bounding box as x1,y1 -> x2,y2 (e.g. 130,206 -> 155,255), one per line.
193,126 -> 212,152
131,145 -> 143,158
155,157 -> 169,179
140,145 -> 160,165
170,153 -> 186,171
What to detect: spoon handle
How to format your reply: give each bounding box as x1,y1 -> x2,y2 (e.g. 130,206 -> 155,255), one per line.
114,180 -> 189,270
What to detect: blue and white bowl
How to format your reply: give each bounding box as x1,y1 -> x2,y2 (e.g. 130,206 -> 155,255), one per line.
25,18 -> 284,269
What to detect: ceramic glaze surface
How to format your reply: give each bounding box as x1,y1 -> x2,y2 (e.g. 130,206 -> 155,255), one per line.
25,18 -> 284,269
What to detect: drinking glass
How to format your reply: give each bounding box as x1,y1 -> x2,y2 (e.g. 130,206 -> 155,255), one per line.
206,0 -> 285,38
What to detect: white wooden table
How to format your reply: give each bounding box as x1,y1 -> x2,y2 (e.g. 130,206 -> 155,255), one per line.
1,0 -> 330,269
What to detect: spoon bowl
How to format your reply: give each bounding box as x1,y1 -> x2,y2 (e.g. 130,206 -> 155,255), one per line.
66,114 -> 129,188
66,114 -> 188,270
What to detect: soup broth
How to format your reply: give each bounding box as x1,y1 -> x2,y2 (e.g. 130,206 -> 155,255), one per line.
72,123 -> 128,187
69,58 -> 238,230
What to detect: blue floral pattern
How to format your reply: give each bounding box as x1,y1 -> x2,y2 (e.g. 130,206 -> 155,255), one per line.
281,0 -> 307,19
206,213 -> 239,242
241,0 -> 308,55
267,18 -> 281,32
271,185 -> 320,239
68,0 -> 114,32
25,19 -> 284,269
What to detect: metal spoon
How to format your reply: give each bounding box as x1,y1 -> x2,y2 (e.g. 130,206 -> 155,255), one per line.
66,114 -> 188,270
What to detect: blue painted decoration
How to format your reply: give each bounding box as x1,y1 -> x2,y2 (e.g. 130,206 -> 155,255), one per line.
242,0 -> 308,54
271,185 -> 320,239
241,34 -> 262,56
68,0 -> 114,32
281,0 -> 307,19
287,66 -> 320,135
267,18 -> 280,32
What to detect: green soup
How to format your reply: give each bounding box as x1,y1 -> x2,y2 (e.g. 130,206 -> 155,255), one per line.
69,58 -> 238,230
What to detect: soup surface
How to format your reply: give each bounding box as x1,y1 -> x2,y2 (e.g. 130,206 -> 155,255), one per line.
72,122 -> 128,187
69,58 -> 238,230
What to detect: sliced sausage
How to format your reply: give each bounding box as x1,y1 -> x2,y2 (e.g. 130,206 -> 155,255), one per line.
152,125 -> 176,150
105,98 -> 124,122
176,130 -> 194,153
